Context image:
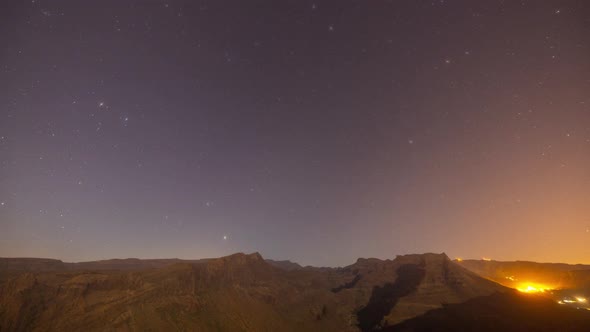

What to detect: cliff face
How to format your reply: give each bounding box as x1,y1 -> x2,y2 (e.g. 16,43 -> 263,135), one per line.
0,253 -> 353,332
327,253 -> 506,329
0,253 -> 509,332
383,253 -> 506,326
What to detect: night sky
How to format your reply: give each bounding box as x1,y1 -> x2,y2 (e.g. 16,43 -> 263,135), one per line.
1,1 -> 589,267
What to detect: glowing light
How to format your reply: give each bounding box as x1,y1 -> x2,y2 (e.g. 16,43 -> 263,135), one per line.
516,283 -> 553,293
482,257 -> 492,261
455,258 -> 463,262
575,297 -> 587,303
505,276 -> 516,281
518,285 -> 543,293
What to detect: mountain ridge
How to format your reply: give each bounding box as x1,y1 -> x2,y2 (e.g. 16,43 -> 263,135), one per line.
4,252 -> 584,332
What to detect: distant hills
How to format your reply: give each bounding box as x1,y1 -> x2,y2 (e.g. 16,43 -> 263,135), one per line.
456,259 -> 590,293
1,253 -> 589,331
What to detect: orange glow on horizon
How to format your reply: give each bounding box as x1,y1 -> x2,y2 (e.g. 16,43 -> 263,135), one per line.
516,283 -> 554,293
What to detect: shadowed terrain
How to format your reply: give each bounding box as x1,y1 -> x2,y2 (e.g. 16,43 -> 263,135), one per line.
4,253 -> 586,332
385,291 -> 590,332
357,264 -> 425,332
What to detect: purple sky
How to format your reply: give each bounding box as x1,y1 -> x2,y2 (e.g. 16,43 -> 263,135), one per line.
1,0 -> 589,266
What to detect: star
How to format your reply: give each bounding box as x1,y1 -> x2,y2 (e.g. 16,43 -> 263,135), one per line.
223,235 -> 228,240
98,101 -> 105,107
0,202 -> 5,206
328,25 -> 334,31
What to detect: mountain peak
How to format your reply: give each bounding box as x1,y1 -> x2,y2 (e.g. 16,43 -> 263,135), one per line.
265,259 -> 303,271
393,252 -> 450,264
221,252 -> 264,263
202,252 -> 267,273
0,252 -> 519,332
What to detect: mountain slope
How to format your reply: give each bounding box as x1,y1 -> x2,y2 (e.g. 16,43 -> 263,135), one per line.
0,253 -> 354,331
335,253 -> 507,330
457,259 -> 590,290
385,291 -> 590,332
0,252 -> 509,331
